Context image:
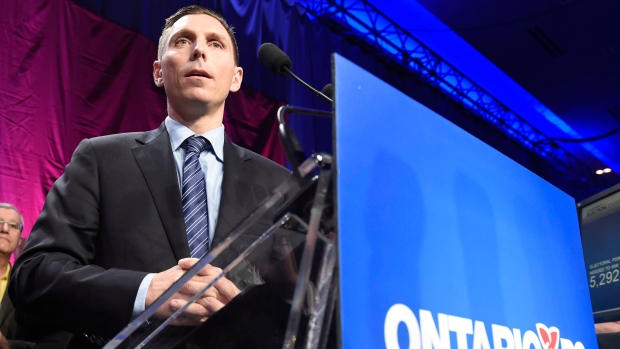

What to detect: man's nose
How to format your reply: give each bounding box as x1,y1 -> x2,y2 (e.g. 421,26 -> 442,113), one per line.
192,42 -> 207,61
0,222 -> 8,233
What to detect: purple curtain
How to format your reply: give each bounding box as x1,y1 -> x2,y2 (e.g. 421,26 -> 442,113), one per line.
0,0 -> 285,259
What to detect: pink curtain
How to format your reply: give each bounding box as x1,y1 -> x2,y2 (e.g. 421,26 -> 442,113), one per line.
0,0 -> 285,259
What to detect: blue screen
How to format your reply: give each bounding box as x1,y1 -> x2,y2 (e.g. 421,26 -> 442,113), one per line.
580,189 -> 620,320
334,54 -> 597,349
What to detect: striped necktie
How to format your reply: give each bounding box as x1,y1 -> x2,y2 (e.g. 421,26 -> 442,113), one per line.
182,135 -> 210,258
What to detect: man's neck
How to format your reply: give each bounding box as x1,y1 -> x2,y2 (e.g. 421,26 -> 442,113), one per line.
0,255 -> 10,275
168,103 -> 225,135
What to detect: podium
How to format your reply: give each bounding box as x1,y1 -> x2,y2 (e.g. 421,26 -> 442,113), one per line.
103,149 -> 336,349
104,55 -> 598,349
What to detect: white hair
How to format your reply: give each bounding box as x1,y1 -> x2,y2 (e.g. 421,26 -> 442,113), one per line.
0,203 -> 24,232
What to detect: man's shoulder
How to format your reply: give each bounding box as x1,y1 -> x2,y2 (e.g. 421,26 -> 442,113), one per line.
230,142 -> 289,175
88,132 -> 141,145
84,126 -> 165,150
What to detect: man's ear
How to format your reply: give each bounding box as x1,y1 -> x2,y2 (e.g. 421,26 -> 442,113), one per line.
153,61 -> 164,87
229,66 -> 243,92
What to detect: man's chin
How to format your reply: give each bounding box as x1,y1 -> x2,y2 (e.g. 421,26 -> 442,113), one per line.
184,93 -> 223,105
170,96 -> 225,115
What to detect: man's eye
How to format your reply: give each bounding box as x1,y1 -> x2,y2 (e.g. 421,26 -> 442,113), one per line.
176,39 -> 189,45
0,219 -> 19,230
210,42 -> 223,49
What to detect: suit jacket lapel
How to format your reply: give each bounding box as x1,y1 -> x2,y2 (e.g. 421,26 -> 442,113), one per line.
0,292 -> 10,328
132,123 -> 190,260
0,269 -> 13,328
212,136 -> 255,247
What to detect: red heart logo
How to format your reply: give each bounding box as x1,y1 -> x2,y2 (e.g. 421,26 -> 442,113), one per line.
536,323 -> 560,349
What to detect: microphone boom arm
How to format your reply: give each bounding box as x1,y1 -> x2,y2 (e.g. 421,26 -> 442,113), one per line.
282,66 -> 334,104
277,105 -> 332,181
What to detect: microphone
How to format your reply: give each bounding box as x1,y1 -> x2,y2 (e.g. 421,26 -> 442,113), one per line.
258,43 -> 333,104
321,84 -> 334,99
257,43 -> 291,76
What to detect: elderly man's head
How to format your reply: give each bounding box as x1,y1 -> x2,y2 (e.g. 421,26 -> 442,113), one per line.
0,203 -> 23,255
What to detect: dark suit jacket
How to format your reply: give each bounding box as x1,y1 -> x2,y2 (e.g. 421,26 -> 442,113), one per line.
1,267 -> 35,349
8,122 -> 291,342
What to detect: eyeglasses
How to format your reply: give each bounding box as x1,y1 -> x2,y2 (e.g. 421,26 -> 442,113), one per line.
0,218 -> 22,232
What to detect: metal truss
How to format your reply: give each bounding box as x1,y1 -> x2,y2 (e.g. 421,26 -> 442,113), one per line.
296,0 -> 607,197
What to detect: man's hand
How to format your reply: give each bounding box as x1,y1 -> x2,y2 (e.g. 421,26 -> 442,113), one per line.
145,259 -> 240,326
595,321 -> 620,334
177,258 -> 240,305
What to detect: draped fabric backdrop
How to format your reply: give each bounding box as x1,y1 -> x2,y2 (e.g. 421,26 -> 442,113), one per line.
0,0 -> 289,260
1,0 -> 446,261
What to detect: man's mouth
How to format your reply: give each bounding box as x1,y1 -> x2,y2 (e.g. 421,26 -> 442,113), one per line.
186,70 -> 211,79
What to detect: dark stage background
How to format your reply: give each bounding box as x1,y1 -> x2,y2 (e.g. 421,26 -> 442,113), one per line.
3,0 -> 610,260
2,0 -> 449,251
0,0 -> 329,251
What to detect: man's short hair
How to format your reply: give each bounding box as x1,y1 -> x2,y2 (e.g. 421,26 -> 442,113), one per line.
0,202 -> 24,232
157,5 -> 240,66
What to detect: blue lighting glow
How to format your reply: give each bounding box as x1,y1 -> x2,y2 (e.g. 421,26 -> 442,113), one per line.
296,0 -> 613,194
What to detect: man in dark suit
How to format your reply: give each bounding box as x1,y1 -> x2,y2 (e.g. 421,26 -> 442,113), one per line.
9,5 -> 290,348
0,203 -> 34,349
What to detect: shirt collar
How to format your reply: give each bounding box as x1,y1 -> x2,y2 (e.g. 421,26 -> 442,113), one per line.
165,116 -> 225,162
2,264 -> 10,280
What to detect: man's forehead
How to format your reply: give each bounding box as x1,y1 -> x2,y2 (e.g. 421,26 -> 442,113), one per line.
167,14 -> 230,41
0,208 -> 20,221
